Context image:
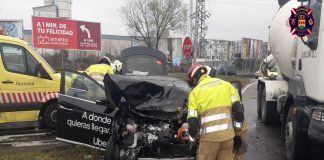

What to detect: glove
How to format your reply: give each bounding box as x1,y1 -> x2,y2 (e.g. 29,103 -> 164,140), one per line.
189,135 -> 199,152
233,136 -> 243,151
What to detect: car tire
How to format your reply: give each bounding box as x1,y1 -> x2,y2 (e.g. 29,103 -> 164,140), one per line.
285,109 -> 308,160
43,103 -> 58,130
261,88 -> 278,125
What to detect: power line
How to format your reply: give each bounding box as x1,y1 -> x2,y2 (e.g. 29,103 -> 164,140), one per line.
192,0 -> 211,61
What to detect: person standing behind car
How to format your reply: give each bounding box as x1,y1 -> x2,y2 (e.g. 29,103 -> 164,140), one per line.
86,56 -> 114,75
187,64 -> 245,160
85,56 -> 114,84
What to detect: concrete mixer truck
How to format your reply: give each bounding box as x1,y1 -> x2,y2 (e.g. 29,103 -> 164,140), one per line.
257,0 -> 324,159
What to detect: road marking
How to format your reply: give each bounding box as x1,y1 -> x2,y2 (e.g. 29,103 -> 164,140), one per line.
242,82 -> 257,94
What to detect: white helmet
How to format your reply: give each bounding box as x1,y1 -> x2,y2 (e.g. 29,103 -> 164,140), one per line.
112,60 -> 123,73
99,56 -> 111,65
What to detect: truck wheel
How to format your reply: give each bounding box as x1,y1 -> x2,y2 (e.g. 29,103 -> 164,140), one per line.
261,88 -> 277,125
285,111 -> 308,160
43,103 -> 58,130
257,85 -> 263,117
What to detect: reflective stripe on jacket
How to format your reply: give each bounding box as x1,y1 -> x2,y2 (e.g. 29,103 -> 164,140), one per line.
187,75 -> 241,142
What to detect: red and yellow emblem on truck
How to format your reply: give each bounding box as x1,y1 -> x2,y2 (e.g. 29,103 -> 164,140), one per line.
289,6 -> 315,37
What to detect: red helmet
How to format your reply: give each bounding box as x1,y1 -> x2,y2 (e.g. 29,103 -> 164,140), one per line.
188,64 -> 207,84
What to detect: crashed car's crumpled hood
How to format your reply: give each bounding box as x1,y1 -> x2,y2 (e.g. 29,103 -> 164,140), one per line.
103,74 -> 190,120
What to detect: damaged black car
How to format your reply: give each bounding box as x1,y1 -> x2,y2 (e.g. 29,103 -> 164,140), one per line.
56,46 -> 194,159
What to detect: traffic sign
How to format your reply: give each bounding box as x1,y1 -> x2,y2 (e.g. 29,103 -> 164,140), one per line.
183,37 -> 192,58
32,16 -> 101,51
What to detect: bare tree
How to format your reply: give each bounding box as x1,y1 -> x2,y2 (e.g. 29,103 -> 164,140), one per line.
121,0 -> 187,49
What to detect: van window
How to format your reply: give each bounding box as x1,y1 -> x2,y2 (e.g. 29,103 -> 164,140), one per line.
26,50 -> 38,76
1,44 -> 41,77
1,44 -> 26,74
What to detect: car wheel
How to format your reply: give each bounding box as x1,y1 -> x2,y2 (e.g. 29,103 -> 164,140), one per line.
285,110 -> 308,160
43,103 -> 58,130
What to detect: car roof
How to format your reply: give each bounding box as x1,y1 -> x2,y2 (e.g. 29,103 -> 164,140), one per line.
120,46 -> 168,76
0,35 -> 29,45
121,46 -> 167,62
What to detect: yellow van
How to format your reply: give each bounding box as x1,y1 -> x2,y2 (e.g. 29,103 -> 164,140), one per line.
0,35 -> 60,129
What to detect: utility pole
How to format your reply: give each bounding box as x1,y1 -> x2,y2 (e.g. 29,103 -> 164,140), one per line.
191,0 -> 210,64
189,0 -> 193,38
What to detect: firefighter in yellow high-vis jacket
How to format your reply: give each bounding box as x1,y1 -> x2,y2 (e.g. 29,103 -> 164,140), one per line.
187,64 -> 245,160
85,56 -> 114,84
85,56 -> 114,75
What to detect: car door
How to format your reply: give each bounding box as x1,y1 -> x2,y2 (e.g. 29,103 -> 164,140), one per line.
0,43 -> 45,123
56,71 -> 117,150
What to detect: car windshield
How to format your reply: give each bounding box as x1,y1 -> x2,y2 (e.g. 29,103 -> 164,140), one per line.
125,54 -> 164,76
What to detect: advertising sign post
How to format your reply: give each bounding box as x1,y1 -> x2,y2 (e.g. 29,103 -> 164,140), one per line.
32,16 -> 101,51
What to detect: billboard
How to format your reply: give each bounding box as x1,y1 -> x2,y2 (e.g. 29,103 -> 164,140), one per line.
0,20 -> 23,39
242,38 -> 262,59
32,16 -> 101,51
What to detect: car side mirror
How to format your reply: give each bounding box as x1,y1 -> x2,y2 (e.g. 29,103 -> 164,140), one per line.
95,99 -> 110,106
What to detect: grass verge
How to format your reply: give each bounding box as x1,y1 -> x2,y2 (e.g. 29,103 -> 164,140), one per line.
0,145 -> 103,160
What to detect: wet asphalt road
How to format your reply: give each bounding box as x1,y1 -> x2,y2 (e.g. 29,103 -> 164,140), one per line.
243,81 -> 286,160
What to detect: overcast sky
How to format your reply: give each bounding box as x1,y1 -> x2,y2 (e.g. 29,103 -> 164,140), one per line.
0,0 -> 279,41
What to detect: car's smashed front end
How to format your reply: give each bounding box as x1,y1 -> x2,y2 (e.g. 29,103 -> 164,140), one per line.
104,74 -> 190,120
103,74 -> 194,159
56,46 -> 195,159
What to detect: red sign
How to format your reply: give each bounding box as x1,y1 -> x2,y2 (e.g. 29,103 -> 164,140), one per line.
32,16 -> 101,51
183,37 -> 192,58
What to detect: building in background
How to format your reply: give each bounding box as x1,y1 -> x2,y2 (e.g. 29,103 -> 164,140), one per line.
261,42 -> 269,59
0,20 -> 24,39
241,37 -> 263,59
233,40 -> 242,59
205,39 -> 235,62
233,38 -> 263,72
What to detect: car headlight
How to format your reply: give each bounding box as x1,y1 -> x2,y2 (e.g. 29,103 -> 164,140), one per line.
312,109 -> 324,121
